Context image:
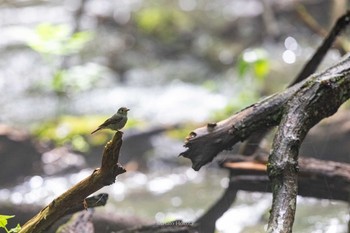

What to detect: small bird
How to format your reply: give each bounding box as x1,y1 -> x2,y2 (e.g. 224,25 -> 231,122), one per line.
91,107 -> 130,134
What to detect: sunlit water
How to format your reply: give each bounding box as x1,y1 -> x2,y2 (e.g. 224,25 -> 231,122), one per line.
0,167 -> 348,232
0,1 -> 348,232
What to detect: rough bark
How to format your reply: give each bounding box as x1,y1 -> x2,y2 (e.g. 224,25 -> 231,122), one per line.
180,20 -> 350,231
237,10 -> 350,159
19,132 -> 126,233
266,62 -> 350,232
222,157 -> 350,202
180,54 -> 350,171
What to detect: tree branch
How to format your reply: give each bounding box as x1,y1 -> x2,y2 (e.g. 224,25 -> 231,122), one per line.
180,54 -> 350,171
222,156 -> 350,202
291,10 -> 350,85
20,132 -> 126,233
237,10 -> 350,157
267,60 -> 350,232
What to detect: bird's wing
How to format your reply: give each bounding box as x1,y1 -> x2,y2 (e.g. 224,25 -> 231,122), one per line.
98,115 -> 123,128
91,115 -> 124,134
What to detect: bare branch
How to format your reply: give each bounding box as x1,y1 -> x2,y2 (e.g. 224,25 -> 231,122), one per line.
180,54 -> 350,171
267,62 -> 350,232
222,157 -> 350,202
20,132 -> 126,233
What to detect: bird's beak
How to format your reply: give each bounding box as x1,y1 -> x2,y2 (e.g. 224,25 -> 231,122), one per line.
126,108 -> 130,111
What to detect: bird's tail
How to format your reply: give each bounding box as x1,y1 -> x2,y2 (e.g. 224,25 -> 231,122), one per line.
91,128 -> 101,134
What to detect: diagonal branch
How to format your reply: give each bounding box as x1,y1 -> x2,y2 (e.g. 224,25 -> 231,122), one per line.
291,10 -> 350,86
20,132 -> 126,233
180,82 -> 303,171
180,54 -> 350,171
237,10 -> 350,157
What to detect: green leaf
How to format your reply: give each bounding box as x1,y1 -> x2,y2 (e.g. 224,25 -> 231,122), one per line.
0,215 -> 15,228
9,224 -> 21,233
52,70 -> 66,93
253,59 -> 270,80
136,8 -> 164,33
236,57 -> 250,78
71,135 -> 89,152
9,223 -> 22,233
27,23 -> 93,56
237,48 -> 270,80
65,31 -> 93,53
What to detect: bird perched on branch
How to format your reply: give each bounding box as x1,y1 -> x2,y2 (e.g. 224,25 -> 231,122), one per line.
91,107 -> 130,134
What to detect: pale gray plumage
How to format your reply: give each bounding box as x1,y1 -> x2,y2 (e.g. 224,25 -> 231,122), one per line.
91,107 -> 129,134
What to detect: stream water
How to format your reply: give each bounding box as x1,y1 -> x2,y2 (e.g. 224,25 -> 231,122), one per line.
0,1 -> 349,232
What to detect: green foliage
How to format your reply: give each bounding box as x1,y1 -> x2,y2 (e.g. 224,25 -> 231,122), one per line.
33,115 -> 98,151
0,215 -> 21,233
136,8 -> 165,33
210,48 -> 271,121
26,23 -> 99,95
202,80 -> 219,92
213,52 -> 284,120
166,123 -> 199,140
134,7 -> 193,41
49,63 -> 104,94
237,48 -> 270,80
28,23 -> 93,56
33,115 -> 140,151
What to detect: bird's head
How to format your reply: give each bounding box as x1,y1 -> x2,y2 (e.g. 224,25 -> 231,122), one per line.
118,107 -> 130,115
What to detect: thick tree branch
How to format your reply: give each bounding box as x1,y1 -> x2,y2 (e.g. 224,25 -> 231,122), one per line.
267,63 -> 350,233
238,10 -> 350,157
180,82 -> 302,171
20,132 -> 126,233
222,157 -> 350,202
180,54 -> 350,171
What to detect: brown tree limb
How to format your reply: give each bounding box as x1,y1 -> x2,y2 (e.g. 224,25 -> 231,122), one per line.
296,4 -> 349,55
66,193 -> 109,216
238,10 -> 350,157
222,156 -> 350,202
180,53 -> 350,171
267,62 -> 350,232
291,10 -> 350,85
20,132 -> 126,233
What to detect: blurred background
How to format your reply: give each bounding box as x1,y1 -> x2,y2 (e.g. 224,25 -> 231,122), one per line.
0,0 -> 349,232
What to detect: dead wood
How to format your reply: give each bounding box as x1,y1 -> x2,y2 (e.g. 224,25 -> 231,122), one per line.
180,53 -> 350,171
181,11 -> 350,233
19,132 -> 126,233
222,156 -> 350,202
